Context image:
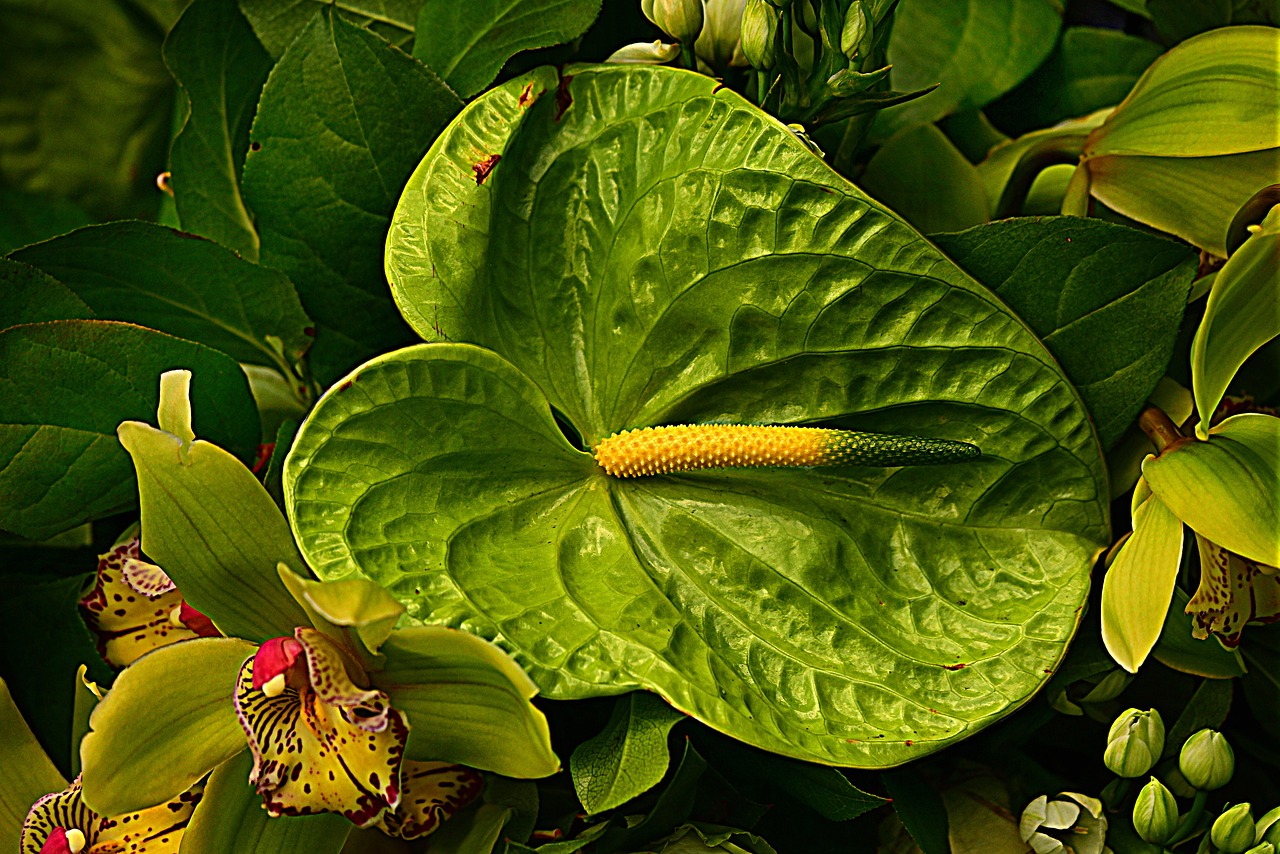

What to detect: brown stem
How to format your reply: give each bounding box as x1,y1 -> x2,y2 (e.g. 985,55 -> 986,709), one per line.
1139,407 -> 1183,453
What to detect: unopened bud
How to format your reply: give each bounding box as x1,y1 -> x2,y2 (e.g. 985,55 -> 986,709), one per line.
648,0 -> 705,43
740,0 -> 778,69
1104,708 -> 1164,778
840,1 -> 871,59
1212,803 -> 1256,854
1132,777 -> 1179,845
1180,729 -> 1235,790
606,40 -> 682,64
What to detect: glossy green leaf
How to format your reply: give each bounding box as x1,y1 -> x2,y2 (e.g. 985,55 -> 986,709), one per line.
1144,413 -> 1280,566
1087,26 -> 1280,158
0,259 -> 94,328
0,678 -> 67,852
79,637 -> 256,816
117,419 -> 310,642
858,123 -> 990,234
241,8 -> 462,384
413,0 -> 601,99
0,0 -> 175,220
182,750 -> 352,854
294,66 -> 1109,767
375,625 -> 559,778
878,0 -> 1062,136
12,222 -> 314,368
164,0 -> 273,260
0,189 -> 91,256
1101,494 -> 1185,673
239,0 -> 425,57
0,320 -> 257,539
987,27 -> 1163,137
571,692 -> 686,815
1086,146 -> 1280,258
1190,206 -> 1280,434
934,217 -> 1196,448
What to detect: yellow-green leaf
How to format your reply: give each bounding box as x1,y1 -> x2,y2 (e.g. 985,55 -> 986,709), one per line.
0,678 -> 66,853
1144,414 -> 1280,566
1101,494 -> 1184,672
1191,205 -> 1280,433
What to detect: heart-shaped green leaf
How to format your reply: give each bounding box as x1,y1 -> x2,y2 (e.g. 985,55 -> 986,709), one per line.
79,637 -> 256,816
571,692 -> 685,815
289,66 -> 1109,767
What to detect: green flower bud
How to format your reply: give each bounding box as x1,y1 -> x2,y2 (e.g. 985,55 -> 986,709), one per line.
740,0 -> 778,69
840,1 -> 871,60
1132,777 -> 1179,845
1180,728 -> 1235,790
649,0 -> 705,43
606,40 -> 682,64
1258,805 -> 1280,846
1104,708 -> 1164,778
1213,803 -> 1257,854
695,0 -> 747,69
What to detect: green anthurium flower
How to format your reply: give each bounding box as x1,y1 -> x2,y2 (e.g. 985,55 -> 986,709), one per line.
79,370 -> 558,838
1075,26 -> 1280,257
1102,409 -> 1280,671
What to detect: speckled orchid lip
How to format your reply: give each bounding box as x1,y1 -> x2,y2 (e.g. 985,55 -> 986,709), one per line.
21,774 -> 201,854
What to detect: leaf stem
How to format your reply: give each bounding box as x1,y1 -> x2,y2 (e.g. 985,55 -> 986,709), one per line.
1167,789 -> 1208,846
680,42 -> 697,70
1139,407 -> 1185,453
993,133 -> 1088,220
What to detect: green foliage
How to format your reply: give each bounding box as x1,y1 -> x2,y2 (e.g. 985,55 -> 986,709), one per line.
571,693 -> 686,815
242,8 -> 463,384
858,123 -> 989,233
239,0 -> 426,57
0,679 -> 66,851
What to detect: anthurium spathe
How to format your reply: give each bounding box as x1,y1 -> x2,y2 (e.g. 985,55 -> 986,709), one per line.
1102,409 -> 1280,671
78,369 -> 558,841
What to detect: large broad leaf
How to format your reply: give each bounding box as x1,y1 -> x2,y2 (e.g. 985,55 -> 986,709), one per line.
986,27 -> 1163,137
0,0 -> 175,220
289,66 -> 1110,767
239,0 -> 424,57
165,0 -> 273,260
0,259 -> 94,329
241,8 -> 463,385
933,217 -> 1196,448
11,222 -> 314,370
0,320 -> 257,539
877,0 -> 1062,137
79,637 -> 257,816
413,0 -> 602,99
181,751 -> 352,854
0,678 -> 66,853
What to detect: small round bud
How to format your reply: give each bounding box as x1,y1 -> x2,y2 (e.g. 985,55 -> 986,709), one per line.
740,0 -> 779,69
1104,708 -> 1165,778
650,0 -> 705,43
840,1 -> 871,60
1212,803 -> 1256,854
1180,729 -> 1235,790
606,40 -> 682,63
1132,777 -> 1179,845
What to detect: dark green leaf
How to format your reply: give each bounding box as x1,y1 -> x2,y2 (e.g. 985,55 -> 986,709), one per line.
1146,0 -> 1278,43
0,320 -> 258,539
80,637 -> 257,816
164,0 -> 273,260
0,571 -> 112,778
413,0 -> 602,99
239,0 -> 425,57
987,28 -> 1163,137
0,677 -> 67,852
241,9 -> 463,384
1162,677 -> 1233,761
878,0 -> 1062,136
0,259 -> 94,329
571,692 -> 686,815
181,750 -> 352,854
599,740 -> 708,852
295,67 -> 1110,768
0,0 -> 175,220
882,767 -> 948,854
0,190 -> 92,256
933,217 -> 1196,448
859,123 -> 990,234
12,222 -> 314,368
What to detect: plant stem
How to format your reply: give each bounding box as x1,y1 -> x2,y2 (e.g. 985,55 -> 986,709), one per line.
680,42 -> 697,70
1140,407 -> 1185,453
993,132 -> 1088,219
756,70 -> 769,106
1167,790 -> 1209,846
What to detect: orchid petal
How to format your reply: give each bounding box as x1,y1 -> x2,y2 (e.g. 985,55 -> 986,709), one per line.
21,775 -> 201,854
1101,493 -> 1184,673
120,557 -> 176,598
294,628 -> 390,731
1188,534 -> 1280,646
277,565 -> 404,657
233,654 -> 409,826
250,636 -> 304,692
373,761 -> 483,840
78,534 -> 202,668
